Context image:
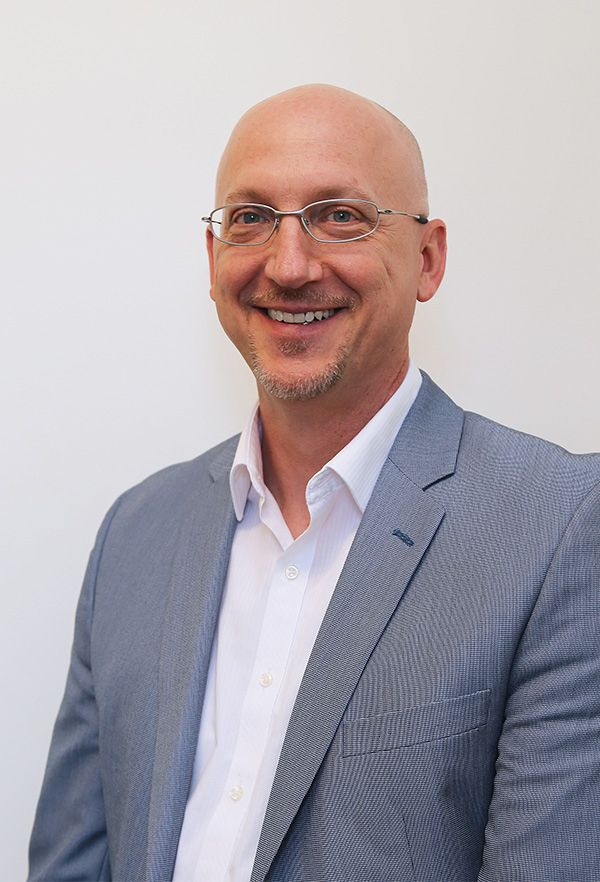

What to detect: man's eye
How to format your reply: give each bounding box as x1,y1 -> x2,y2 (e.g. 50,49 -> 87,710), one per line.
233,209 -> 265,225
332,210 -> 353,223
321,206 -> 362,224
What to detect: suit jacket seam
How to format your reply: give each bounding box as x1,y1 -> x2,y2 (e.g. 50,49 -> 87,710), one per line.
532,477 -> 600,604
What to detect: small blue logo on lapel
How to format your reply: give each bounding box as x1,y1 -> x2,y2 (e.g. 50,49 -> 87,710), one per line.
392,528 -> 414,546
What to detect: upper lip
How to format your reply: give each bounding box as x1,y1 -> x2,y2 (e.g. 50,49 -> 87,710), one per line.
247,290 -> 350,313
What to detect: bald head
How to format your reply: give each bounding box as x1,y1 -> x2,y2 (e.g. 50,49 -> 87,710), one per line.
215,84 -> 429,215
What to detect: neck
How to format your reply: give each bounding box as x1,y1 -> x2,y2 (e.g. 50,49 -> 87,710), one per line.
258,363 -> 408,538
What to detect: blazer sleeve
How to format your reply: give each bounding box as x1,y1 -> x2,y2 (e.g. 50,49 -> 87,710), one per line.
478,483 -> 600,881
27,500 -> 123,881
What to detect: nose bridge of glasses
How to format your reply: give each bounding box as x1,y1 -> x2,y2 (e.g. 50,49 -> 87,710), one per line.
273,208 -> 313,238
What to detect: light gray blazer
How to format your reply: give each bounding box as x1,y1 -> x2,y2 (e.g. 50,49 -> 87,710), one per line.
29,374 -> 600,881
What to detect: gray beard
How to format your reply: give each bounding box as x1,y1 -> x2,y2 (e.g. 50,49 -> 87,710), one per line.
248,339 -> 350,401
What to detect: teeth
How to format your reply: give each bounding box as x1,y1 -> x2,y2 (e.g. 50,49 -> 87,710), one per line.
267,308 -> 336,324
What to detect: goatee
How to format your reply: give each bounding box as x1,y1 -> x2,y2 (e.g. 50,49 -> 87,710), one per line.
248,340 -> 349,401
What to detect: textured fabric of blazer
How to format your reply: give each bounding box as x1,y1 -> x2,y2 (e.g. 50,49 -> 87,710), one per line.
29,374 -> 600,881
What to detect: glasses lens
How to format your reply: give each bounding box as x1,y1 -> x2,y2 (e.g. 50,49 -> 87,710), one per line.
211,204 -> 275,245
305,200 -> 379,241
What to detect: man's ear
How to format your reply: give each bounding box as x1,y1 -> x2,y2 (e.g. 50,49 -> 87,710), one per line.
417,219 -> 447,303
206,227 -> 216,300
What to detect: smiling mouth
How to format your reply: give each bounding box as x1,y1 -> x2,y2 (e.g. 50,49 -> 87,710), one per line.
266,308 -> 338,325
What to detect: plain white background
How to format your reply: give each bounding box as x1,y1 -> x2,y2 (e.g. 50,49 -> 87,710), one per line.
2,1 -> 599,876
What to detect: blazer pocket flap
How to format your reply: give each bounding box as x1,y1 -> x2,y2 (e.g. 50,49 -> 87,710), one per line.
343,689 -> 490,757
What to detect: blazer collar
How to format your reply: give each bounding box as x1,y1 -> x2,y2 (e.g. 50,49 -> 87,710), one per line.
389,371 -> 464,489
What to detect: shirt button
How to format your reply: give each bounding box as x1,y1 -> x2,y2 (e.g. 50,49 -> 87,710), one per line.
285,565 -> 299,580
229,785 -> 244,802
259,672 -> 273,687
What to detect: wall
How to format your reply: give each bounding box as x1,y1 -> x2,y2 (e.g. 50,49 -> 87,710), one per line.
2,1 -> 598,875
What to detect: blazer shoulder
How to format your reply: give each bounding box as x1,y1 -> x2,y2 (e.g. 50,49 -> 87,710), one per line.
405,374 -> 600,515
461,409 -> 600,499
101,434 -> 240,530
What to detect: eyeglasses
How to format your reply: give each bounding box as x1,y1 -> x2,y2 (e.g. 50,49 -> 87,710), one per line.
202,198 -> 428,246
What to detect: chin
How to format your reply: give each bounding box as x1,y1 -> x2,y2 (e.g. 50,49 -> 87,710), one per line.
250,349 -> 349,402
253,366 -> 341,401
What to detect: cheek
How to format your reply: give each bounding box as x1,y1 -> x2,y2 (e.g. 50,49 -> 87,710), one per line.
328,251 -> 385,293
211,290 -> 251,356
211,251 -> 266,307
209,255 -> 261,350
380,243 -> 423,297
361,249 -> 422,337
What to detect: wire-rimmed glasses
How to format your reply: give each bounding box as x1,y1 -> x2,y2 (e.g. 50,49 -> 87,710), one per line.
202,198 -> 428,246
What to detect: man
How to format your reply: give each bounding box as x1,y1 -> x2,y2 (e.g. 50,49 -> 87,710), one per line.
29,85 -> 600,881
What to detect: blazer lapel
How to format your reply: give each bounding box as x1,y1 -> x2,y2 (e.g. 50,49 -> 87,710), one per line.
145,442 -> 238,881
251,374 -> 464,881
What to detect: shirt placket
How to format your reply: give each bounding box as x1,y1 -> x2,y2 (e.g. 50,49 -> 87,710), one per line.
192,512 -> 319,880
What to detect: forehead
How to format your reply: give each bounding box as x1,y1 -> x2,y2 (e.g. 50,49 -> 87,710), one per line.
216,97 -> 414,208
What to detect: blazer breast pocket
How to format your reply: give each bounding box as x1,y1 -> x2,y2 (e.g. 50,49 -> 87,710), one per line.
342,689 -> 490,757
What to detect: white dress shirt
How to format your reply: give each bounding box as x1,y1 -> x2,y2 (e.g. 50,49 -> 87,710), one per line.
172,361 -> 422,882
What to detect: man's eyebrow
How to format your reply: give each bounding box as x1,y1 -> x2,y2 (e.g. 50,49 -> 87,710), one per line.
223,189 -> 268,205
221,186 -> 377,207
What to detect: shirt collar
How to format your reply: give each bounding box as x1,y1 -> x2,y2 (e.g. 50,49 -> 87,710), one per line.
229,360 -> 422,520
230,402 -> 264,520
324,359 -> 421,512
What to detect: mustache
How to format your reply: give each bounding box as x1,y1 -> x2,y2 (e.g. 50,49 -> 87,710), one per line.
247,288 -> 353,309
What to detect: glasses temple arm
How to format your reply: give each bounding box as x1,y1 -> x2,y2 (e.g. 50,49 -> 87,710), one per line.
379,209 -> 429,224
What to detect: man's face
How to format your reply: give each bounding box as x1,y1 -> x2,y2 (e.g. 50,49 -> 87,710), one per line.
207,89 -> 446,408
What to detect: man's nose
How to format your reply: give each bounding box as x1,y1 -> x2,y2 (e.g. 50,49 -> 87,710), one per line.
263,216 -> 324,289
